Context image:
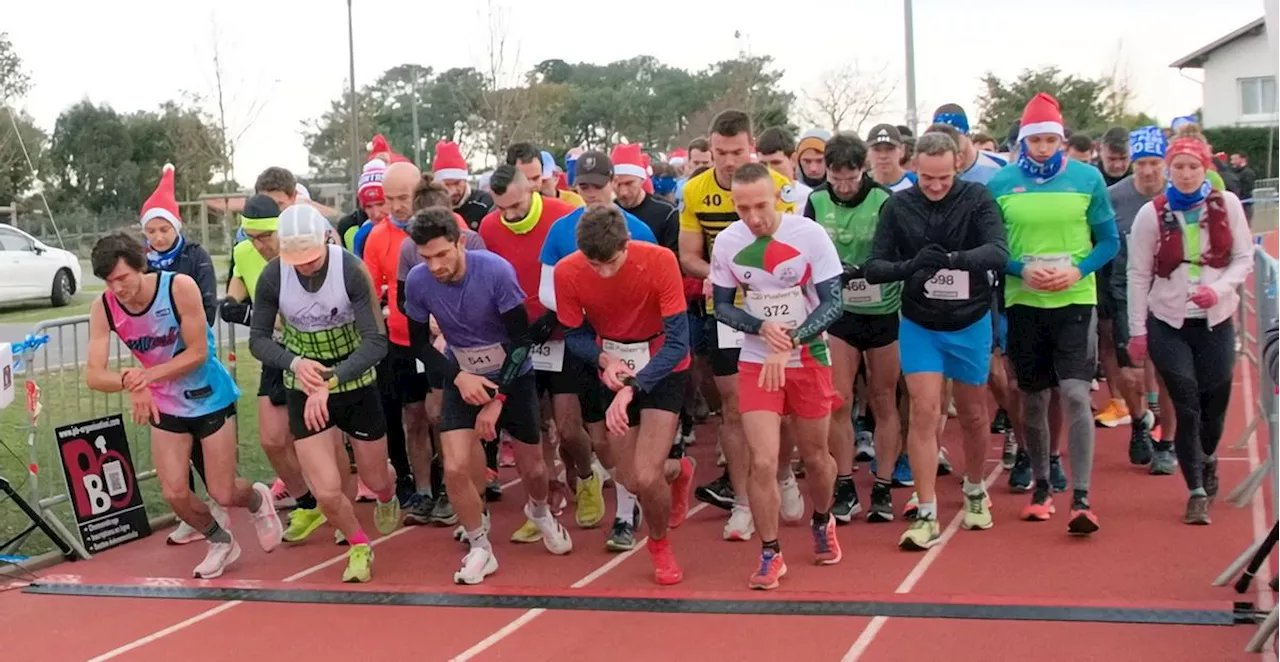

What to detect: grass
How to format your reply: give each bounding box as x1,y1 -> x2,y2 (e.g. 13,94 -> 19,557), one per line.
0,349 -> 276,558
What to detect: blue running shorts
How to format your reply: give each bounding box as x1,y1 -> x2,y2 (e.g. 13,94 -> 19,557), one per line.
899,312 -> 993,386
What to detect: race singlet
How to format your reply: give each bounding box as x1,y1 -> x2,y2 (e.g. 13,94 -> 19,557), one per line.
744,287 -> 806,328
602,339 -> 651,373
842,279 -> 882,306
924,269 -> 970,300
530,340 -> 566,373
454,343 -> 507,375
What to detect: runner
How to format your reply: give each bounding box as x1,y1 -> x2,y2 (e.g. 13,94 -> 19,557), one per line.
1097,127 -> 1133,187
612,143 -> 681,252
987,93 -> 1119,535
865,132 -> 1009,548
539,152 -> 660,545
433,140 -> 494,231
756,127 -> 814,202
866,124 -> 917,192
803,133 -> 901,524
555,205 -> 694,585
86,233 -> 282,578
679,109 -> 801,541
796,129 -> 831,189
710,162 -> 844,588
931,104 -> 1007,184
507,142 -> 585,208
338,158 -> 388,252
1126,136 -> 1253,524
248,205 -> 400,582
405,206 -> 573,584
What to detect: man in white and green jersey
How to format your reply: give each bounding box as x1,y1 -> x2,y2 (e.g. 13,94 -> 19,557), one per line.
987,93 -> 1118,536
802,133 -> 901,524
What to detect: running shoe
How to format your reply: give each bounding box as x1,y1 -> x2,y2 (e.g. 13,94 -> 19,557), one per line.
453,546 -> 499,585
283,507 -> 327,543
779,474 -> 805,524
484,469 -> 503,502
510,519 -> 543,543
832,477 -> 861,524
1067,505 -> 1099,535
193,539 -> 241,579
647,537 -> 683,586
892,455 -> 914,487
526,503 -> 573,555
1001,430 -> 1018,470
168,502 -> 230,545
269,477 -> 297,509
1202,458 -> 1219,500
854,431 -> 875,463
342,543 -> 373,583
395,475 -> 417,508
1049,455 -> 1068,493
812,517 -> 842,565
402,494 -> 436,526
695,472 -> 735,510
1183,494 -> 1211,525
250,482 -> 284,551
990,408 -> 1010,434
1021,488 -> 1055,521
575,470 -> 606,529
866,482 -> 894,523
1129,411 -> 1154,465
1150,442 -> 1177,475
605,517 -> 637,552
1008,450 -> 1033,492
499,438 -> 516,468
429,492 -> 458,526
748,550 -> 787,590
902,492 -> 920,521
723,504 -> 755,541
899,515 -> 941,551
668,456 -> 696,529
1094,400 -> 1131,428
374,497 -> 401,535
356,478 -> 376,503
937,448 -> 952,477
961,489 -> 993,530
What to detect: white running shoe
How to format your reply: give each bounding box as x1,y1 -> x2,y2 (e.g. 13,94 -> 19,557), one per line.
779,475 -> 805,524
453,511 -> 492,543
723,504 -> 755,541
193,538 -> 241,579
855,431 -> 876,463
167,501 -> 230,545
249,482 -> 283,552
453,546 -> 499,585
526,503 -> 573,555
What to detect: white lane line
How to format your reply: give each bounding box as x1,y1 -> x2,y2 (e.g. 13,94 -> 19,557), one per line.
450,502 -> 711,662
841,462 -> 1005,662
88,477 -> 525,660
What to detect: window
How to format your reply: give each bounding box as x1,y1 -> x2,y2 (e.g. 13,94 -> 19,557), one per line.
0,229 -> 33,252
1239,76 -> 1277,116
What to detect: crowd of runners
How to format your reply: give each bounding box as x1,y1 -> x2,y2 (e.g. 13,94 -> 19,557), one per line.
84,91 -> 1257,589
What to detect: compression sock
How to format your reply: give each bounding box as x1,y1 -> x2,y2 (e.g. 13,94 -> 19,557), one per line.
347,530 -> 370,546
202,520 -> 231,543
616,484 -> 637,524
296,491 -> 318,510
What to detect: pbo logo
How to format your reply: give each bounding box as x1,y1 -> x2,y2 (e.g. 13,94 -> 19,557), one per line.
60,435 -> 134,517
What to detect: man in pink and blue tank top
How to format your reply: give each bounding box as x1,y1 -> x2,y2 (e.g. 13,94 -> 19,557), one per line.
86,233 -> 283,580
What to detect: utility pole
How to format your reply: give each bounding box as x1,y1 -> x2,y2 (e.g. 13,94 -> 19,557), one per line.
412,65 -> 422,166
347,0 -> 360,187
903,0 -> 918,135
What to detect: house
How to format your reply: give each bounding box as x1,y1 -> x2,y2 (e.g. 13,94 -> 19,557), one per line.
1170,17 -> 1278,128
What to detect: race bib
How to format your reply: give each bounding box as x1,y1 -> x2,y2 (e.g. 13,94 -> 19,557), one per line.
717,322 -> 744,349
602,339 -> 651,373
842,279 -> 882,306
744,287 -> 806,329
530,340 -> 566,373
454,343 -> 506,375
1022,253 -> 1074,291
924,269 -> 969,300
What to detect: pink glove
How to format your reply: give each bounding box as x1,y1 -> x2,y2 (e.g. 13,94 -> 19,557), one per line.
1189,286 -> 1218,309
1128,335 -> 1148,364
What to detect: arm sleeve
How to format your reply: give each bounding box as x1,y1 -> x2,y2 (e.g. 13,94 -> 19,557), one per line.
1206,192 -> 1255,299
713,285 -> 762,334
190,246 -> 219,326
789,276 -> 843,345
332,253 -> 389,384
539,263 -> 558,312
1076,176 -> 1120,277
633,313 -> 689,392
495,304 -> 534,393
863,201 -> 916,284
565,322 -> 603,366
950,192 -> 1010,272
1125,204 -> 1158,339
409,318 -> 459,383
248,262 -> 298,371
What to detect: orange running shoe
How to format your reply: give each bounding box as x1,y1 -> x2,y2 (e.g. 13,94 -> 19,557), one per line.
1068,508 -> 1100,535
812,516 -> 842,565
668,457 -> 696,528
647,537 -> 683,586
1020,489 -> 1055,521
748,550 -> 787,590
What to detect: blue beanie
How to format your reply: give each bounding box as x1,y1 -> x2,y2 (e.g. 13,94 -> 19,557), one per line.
1129,126 -> 1167,161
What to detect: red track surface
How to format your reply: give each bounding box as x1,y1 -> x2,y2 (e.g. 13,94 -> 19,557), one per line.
3,294 -> 1277,660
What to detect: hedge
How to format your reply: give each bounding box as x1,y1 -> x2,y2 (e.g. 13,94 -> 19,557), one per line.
1203,126 -> 1280,178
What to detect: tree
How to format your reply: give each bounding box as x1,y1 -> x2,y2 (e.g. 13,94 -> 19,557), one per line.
49,101 -> 137,217
0,35 -> 43,202
801,62 -> 896,134
975,67 -> 1116,138
0,33 -> 31,103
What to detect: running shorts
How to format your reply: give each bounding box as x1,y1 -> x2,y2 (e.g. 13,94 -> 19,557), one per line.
994,312 -> 1008,355
386,342 -> 431,404
286,384 -> 387,442
899,312 -> 993,386
535,351 -> 607,423
703,316 -> 741,377
826,311 -> 899,352
623,370 -> 689,428
737,363 -> 839,419
257,365 -> 287,406
154,403 -> 237,442
440,371 -> 541,445
1006,304 -> 1098,392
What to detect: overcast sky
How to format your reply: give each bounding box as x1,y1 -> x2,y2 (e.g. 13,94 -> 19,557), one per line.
5,0 -> 1268,182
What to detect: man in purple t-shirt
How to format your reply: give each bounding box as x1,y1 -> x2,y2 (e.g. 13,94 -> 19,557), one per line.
401,207 -> 571,586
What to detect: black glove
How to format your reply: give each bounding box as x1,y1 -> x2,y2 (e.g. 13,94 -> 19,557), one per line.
219,296 -> 252,326
914,245 -> 952,270
841,263 -> 864,284
529,310 -> 560,344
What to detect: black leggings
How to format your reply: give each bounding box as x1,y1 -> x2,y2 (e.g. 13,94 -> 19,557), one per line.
1147,317 -> 1236,492
187,441 -> 207,491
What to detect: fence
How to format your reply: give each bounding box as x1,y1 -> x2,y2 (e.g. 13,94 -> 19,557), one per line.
8,310 -> 247,559
1227,243 -> 1279,504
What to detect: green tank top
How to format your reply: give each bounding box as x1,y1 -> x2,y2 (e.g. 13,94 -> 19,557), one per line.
232,240 -> 269,300
809,186 -> 901,315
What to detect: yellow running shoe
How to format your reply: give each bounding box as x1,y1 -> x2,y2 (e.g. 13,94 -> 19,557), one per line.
342,543 -> 373,583
510,519 -> 543,543
283,508 -> 326,543
961,490 -> 993,530
374,498 -> 401,535
1094,400 -> 1131,428
575,472 -> 605,529
899,516 -> 941,551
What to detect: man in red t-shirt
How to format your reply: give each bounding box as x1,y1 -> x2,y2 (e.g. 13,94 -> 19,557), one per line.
554,206 -> 696,586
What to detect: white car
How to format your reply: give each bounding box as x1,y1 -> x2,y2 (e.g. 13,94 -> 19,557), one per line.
0,224 -> 83,307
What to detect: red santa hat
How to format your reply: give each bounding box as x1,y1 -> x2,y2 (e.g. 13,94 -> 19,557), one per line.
367,134 -> 391,161
641,153 -> 654,194
610,143 -> 647,180
668,148 -> 688,167
358,159 -> 387,208
1017,93 -> 1065,143
140,163 -> 182,232
432,141 -> 469,181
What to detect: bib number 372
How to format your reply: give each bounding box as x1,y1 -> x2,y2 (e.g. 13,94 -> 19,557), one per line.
924,269 -> 969,300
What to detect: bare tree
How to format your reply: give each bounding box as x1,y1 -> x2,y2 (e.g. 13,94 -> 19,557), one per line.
802,62 -> 897,134
475,0 -> 532,166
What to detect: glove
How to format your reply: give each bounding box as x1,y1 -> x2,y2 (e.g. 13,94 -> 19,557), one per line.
529,310 -> 560,344
1189,286 -> 1218,309
841,263 -> 864,285
914,245 -> 951,270
220,296 -> 252,326
1127,335 -> 1148,364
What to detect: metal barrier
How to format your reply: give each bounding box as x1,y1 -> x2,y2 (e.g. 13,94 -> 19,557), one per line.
13,312 -> 245,559
1213,242 -> 1280,650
